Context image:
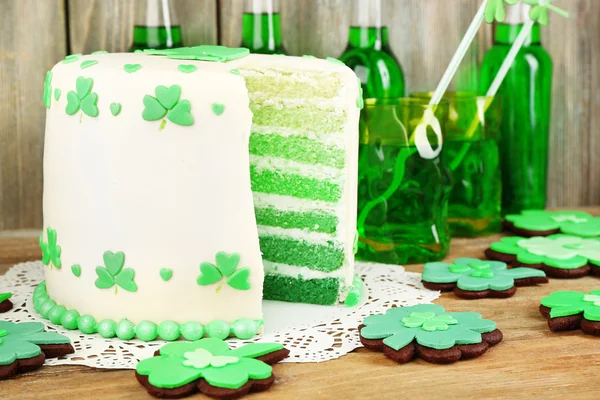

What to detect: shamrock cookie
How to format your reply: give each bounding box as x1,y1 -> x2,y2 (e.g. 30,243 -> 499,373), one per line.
485,234 -> 600,278
0,320 -> 74,379
422,258 -> 547,299
359,304 -> 502,364
136,338 -> 289,399
540,290 -> 600,336
0,293 -> 13,313
504,210 -> 600,237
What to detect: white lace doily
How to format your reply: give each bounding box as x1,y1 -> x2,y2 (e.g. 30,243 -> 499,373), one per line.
0,261 -> 439,368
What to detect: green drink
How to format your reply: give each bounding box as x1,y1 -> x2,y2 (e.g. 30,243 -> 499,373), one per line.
357,99 -> 449,265
129,0 -> 182,51
480,4 -> 552,214
338,0 -> 405,98
242,0 -> 286,55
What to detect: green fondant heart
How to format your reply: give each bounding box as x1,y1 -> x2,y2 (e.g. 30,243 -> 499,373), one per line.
227,267 -> 251,290
76,76 -> 93,99
54,88 -> 61,101
160,268 -> 173,282
80,59 -> 98,69
71,264 -> 81,277
167,100 -> 194,126
211,103 -> 225,116
178,64 -> 197,73
142,95 -> 167,121
81,92 -> 99,117
103,251 -> 125,276
197,263 -> 223,286
115,269 -> 138,292
215,252 -> 240,277
65,91 -> 81,115
110,102 -> 122,116
95,267 -> 115,289
123,63 -> 142,73
155,85 -> 181,110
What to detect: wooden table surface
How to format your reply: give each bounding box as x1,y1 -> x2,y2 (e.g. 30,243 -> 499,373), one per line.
1,208 -> 599,399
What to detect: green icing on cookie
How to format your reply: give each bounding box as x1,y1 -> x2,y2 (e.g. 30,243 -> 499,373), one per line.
136,338 -> 283,390
160,268 -> 173,281
54,88 -> 61,101
0,293 -> 12,303
211,103 -> 225,116
43,71 -> 52,109
506,210 -> 600,237
94,251 -> 138,292
143,45 -> 249,62
62,54 -> 82,64
124,63 -> 142,73
541,290 -> 600,321
80,59 -> 98,69
0,321 -> 71,366
65,76 -> 99,118
71,264 -> 81,277
197,252 -> 251,291
178,64 -> 197,73
422,258 -> 546,291
39,227 -> 61,269
142,84 -> 194,127
361,304 -> 496,351
110,102 -> 122,116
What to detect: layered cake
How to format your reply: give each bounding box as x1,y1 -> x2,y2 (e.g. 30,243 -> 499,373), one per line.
35,46 -> 361,341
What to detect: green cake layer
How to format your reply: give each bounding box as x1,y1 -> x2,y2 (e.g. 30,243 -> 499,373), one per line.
263,274 -> 340,305
255,207 -> 338,234
259,235 -> 344,272
250,104 -> 346,134
250,166 -> 341,202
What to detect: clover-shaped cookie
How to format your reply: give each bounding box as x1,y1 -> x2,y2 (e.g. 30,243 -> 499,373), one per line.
359,304 -> 502,364
0,293 -> 12,313
422,258 -> 547,299
0,321 -> 74,379
504,210 -> 600,237
136,337 -> 289,399
197,252 -> 251,291
485,234 -> 600,278
39,227 -> 62,270
95,251 -> 138,293
540,290 -> 600,336
66,76 -> 99,118
142,84 -> 194,128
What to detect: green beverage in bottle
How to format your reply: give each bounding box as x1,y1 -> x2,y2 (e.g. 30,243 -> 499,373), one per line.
357,99 -> 449,265
242,0 -> 286,55
130,0 -> 183,52
480,3 -> 552,215
338,0 -> 405,98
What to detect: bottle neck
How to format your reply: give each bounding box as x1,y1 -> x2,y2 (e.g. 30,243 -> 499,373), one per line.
241,12 -> 284,54
348,26 -> 390,50
494,23 -> 541,45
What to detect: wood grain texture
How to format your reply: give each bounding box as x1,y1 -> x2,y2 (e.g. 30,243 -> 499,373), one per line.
0,0 -> 66,231
68,0 -> 217,54
1,206 -> 600,399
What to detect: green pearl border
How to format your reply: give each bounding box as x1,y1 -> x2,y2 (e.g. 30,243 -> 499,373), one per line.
32,281 -> 262,341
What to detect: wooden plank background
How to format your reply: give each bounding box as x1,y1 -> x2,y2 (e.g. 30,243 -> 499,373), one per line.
0,0 -> 598,230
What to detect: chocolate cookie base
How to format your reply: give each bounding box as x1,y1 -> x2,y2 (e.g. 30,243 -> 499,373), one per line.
360,328 -> 503,364
540,305 -> 600,336
422,276 -> 548,299
0,299 -> 13,313
503,220 -> 560,237
0,343 -> 74,380
485,248 -> 595,278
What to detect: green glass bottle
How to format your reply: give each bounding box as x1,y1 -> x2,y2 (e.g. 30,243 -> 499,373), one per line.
480,3 -> 552,215
338,0 -> 405,99
129,0 -> 183,52
242,0 -> 286,55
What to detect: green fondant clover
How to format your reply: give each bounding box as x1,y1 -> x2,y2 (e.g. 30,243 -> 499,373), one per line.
136,338 -> 282,390
95,251 -> 138,293
524,0 -> 569,26
505,210 -> 600,237
0,293 -> 12,303
197,252 -> 251,291
484,0 -> 519,24
142,84 -> 194,128
66,76 -> 99,118
39,227 -> 61,269
361,304 -> 496,351
143,45 -> 249,62
0,321 -> 71,366
423,258 -> 546,291
541,290 -> 600,321
43,71 -> 53,109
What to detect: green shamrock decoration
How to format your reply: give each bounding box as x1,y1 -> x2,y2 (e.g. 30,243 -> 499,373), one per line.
136,338 -> 286,394
401,312 -> 458,332
142,84 -> 194,128
484,0 -> 519,23
95,251 -> 138,293
0,321 -> 72,367
65,76 -> 99,118
541,290 -> 600,321
197,252 -> 251,291
0,293 -> 12,303
505,210 -> 600,237
43,71 -> 53,109
39,227 -> 62,269
524,0 -> 569,26
143,45 -> 249,62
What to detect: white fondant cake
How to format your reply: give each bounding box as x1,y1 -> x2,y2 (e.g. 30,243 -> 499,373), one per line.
37,46 -> 361,341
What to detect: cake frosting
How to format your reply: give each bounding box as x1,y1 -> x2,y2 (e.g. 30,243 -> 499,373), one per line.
36,46 -> 361,341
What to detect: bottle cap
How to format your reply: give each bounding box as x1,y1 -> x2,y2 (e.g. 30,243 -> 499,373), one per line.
504,2 -> 532,24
